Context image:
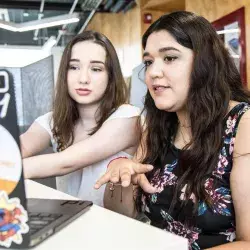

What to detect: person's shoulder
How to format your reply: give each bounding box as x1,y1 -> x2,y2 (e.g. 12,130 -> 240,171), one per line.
233,102 -> 250,151
35,111 -> 53,129
227,101 -> 250,124
114,104 -> 141,116
106,104 -> 141,121
238,103 -> 250,125
36,111 -> 53,120
35,111 -> 53,121
228,101 -> 250,114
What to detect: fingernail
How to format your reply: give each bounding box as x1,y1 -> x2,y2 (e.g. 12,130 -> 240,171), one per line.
147,165 -> 153,170
122,181 -> 129,187
94,184 -> 99,189
111,177 -> 119,182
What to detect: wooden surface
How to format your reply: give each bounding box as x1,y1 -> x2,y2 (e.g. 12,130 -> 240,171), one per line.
141,10 -> 165,37
142,0 -> 185,12
186,0 -> 244,22
186,0 -> 250,88
86,5 -> 142,77
140,0 -> 185,35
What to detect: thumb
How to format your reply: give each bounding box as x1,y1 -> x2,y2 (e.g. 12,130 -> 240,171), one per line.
137,174 -> 158,194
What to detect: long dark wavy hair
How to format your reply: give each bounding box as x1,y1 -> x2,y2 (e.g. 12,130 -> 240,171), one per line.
136,11 -> 250,216
52,31 -> 128,151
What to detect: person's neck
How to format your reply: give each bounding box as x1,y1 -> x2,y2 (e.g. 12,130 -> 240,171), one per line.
175,108 -> 192,146
77,103 -> 100,128
176,109 -> 191,129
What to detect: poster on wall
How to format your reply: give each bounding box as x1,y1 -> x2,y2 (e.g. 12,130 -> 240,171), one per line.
212,7 -> 246,85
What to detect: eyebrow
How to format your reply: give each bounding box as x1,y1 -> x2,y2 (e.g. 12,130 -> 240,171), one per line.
69,59 -> 105,65
143,47 -> 181,57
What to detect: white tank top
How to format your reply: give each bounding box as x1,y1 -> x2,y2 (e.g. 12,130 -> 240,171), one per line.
35,104 -> 141,206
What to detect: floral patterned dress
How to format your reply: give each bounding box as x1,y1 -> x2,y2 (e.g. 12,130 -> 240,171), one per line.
142,102 -> 250,249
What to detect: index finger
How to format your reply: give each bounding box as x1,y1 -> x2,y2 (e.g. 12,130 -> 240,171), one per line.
94,172 -> 111,189
133,163 -> 153,174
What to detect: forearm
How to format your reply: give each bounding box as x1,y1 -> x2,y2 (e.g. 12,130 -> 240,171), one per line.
23,144 -> 100,179
103,183 -> 137,218
23,152 -> 69,179
206,241 -> 250,250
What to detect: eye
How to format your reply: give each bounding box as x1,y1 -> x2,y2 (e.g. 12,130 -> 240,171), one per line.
164,56 -> 177,62
92,67 -> 102,72
143,60 -> 153,67
68,65 -> 79,70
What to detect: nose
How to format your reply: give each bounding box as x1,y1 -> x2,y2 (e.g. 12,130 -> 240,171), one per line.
147,60 -> 164,80
79,68 -> 90,84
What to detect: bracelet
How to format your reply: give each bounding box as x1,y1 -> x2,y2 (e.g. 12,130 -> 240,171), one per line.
107,156 -> 128,168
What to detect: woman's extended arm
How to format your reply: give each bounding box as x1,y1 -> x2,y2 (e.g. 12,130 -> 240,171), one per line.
23,117 -> 139,178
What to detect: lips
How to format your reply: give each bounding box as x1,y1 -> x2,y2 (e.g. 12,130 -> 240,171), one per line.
152,85 -> 170,94
75,88 -> 92,96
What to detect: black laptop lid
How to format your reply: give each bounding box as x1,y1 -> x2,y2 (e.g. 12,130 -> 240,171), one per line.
0,69 -> 30,248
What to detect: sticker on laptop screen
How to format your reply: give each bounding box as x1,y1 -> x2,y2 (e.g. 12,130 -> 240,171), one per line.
0,191 -> 29,247
0,124 -> 22,195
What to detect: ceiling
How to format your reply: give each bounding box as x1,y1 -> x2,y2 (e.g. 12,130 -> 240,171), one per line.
0,0 -> 137,46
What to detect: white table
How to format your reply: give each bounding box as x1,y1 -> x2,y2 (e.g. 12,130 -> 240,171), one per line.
21,180 -> 188,250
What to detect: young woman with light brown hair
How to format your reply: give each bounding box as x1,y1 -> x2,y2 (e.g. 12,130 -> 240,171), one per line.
20,30 -> 140,206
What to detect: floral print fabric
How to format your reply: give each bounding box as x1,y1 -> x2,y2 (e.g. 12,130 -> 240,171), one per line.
142,103 -> 250,249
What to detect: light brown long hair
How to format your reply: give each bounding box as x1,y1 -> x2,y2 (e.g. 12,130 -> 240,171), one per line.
52,31 -> 128,151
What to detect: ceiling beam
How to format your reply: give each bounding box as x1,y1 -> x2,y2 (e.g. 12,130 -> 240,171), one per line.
0,0 -> 83,12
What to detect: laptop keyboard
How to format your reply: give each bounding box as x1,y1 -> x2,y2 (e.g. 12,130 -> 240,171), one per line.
28,212 -> 62,235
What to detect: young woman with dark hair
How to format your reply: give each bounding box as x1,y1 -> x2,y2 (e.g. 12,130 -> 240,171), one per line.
95,11 -> 250,249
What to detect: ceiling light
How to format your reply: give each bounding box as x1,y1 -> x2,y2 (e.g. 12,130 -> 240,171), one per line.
0,22 -> 17,32
19,18 -> 79,32
0,13 -> 79,32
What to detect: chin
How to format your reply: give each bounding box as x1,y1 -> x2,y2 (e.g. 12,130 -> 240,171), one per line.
77,98 -> 102,106
71,95 -> 92,104
77,100 -> 96,105
154,101 -> 175,112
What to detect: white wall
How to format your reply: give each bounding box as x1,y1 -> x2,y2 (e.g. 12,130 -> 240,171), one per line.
0,46 -> 50,67
0,45 -> 64,85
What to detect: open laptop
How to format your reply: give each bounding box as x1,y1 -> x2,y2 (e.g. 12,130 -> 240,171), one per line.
0,69 -> 93,248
